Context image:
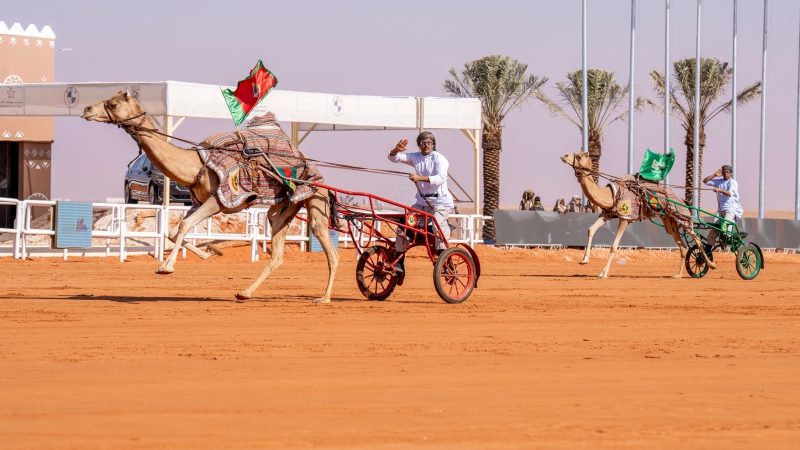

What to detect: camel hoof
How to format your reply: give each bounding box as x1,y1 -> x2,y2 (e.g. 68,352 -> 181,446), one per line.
155,266 -> 174,275
578,260 -> 590,265
709,262 -> 718,270
235,291 -> 251,301
206,244 -> 224,256
671,274 -> 683,279
312,297 -> 331,304
597,274 -> 608,279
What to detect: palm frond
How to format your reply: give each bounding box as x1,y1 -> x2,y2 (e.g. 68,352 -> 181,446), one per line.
443,55 -> 547,131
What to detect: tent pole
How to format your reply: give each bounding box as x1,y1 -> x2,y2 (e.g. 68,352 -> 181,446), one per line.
291,122 -> 300,148
460,128 -> 482,215
474,129 -> 480,215
163,115 -> 172,207
419,98 -> 425,133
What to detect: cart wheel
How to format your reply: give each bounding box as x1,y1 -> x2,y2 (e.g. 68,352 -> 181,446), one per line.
685,245 -> 713,278
735,244 -> 761,280
356,246 -> 398,301
433,247 -> 476,304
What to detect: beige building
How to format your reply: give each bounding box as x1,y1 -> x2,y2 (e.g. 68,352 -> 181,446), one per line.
0,21 -> 55,227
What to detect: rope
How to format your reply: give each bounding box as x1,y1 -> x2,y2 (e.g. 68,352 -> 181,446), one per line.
120,118 -> 475,202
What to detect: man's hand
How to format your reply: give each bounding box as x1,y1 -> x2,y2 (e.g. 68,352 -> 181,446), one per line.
409,174 -> 428,183
714,167 -> 723,178
392,139 -> 408,154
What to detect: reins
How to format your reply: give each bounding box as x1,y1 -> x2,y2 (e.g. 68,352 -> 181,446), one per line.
106,109 -> 475,202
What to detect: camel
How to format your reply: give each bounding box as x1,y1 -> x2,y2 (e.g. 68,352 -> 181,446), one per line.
560,152 -> 716,278
81,91 -> 339,303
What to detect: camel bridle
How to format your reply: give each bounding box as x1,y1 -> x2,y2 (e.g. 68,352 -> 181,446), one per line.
103,100 -> 148,128
570,154 -> 595,179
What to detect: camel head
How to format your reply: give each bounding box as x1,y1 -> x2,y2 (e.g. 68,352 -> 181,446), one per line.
81,90 -> 145,123
560,152 -> 592,172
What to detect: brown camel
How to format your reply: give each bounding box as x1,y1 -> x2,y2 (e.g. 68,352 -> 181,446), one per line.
81,91 -> 339,303
560,152 -> 716,278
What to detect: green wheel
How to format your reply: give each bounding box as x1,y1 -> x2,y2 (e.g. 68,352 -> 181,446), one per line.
735,244 -> 761,280
685,245 -> 713,278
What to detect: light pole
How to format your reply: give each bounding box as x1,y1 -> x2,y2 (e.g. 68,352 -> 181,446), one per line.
693,0 -> 702,213
627,0 -> 637,174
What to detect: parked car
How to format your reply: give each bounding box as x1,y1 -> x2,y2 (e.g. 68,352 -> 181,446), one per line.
124,154 -> 192,205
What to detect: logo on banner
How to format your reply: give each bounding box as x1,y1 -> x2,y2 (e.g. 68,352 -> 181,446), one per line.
64,87 -> 79,108
75,219 -> 90,232
229,169 -> 240,194
7,88 -> 15,99
331,96 -> 344,116
131,85 -> 140,102
4,75 -> 23,84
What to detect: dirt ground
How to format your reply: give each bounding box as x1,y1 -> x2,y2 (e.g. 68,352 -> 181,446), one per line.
1,244 -> 798,449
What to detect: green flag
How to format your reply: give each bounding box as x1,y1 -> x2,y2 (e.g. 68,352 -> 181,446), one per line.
639,148 -> 675,182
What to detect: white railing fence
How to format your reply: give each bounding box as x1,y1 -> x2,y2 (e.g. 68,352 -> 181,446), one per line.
0,197 -> 491,262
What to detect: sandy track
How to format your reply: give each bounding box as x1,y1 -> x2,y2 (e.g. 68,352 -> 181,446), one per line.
1,246 -> 799,449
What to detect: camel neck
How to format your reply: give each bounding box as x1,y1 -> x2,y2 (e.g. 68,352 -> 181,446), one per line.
576,169 -> 614,210
132,117 -> 202,187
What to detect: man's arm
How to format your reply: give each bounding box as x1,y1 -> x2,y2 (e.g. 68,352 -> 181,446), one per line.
424,154 -> 449,186
714,186 -> 732,197
703,167 -> 723,184
388,139 -> 413,166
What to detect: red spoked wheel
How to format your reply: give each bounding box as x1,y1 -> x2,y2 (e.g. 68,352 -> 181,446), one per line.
356,246 -> 398,301
433,247 -> 476,304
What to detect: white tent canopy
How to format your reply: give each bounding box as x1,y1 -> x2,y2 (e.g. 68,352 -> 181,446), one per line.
0,81 -> 483,209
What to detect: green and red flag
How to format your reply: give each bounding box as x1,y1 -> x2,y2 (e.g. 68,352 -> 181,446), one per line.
221,60 -> 278,126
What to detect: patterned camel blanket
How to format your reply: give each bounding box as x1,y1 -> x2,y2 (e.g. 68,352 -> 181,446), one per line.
196,113 -> 324,209
604,175 -> 693,231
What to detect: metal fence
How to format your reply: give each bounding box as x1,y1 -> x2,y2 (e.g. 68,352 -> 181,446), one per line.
0,197 -> 491,261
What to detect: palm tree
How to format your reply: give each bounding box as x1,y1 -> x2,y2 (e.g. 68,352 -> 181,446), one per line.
536,69 -> 643,184
444,55 -> 547,241
647,58 -> 761,205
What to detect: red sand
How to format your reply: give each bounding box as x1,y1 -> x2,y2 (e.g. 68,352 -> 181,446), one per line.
1,245 -> 799,449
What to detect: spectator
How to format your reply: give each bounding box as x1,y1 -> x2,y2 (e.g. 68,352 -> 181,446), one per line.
532,196 -> 545,211
553,198 -> 566,213
566,195 -> 582,213
519,189 -> 535,211
582,200 -> 597,213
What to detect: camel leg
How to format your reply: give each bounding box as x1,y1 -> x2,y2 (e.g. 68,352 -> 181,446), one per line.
580,215 -> 609,264
235,202 -> 303,300
156,197 -> 222,274
598,219 -> 629,278
165,224 -> 220,260
664,217 -> 688,279
306,191 -> 339,304
687,230 -> 718,270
